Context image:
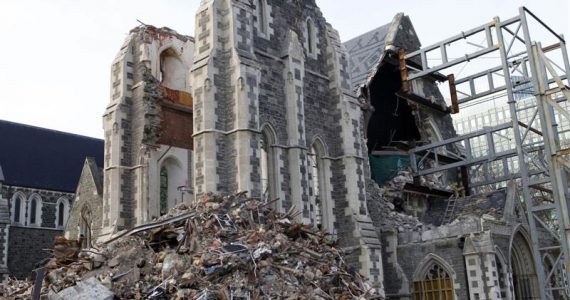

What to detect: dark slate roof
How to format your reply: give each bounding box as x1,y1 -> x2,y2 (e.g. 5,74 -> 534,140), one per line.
344,22 -> 392,90
0,120 -> 104,192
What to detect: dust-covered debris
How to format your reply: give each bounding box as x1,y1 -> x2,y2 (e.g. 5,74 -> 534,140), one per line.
1,192 -> 383,300
366,178 -> 424,233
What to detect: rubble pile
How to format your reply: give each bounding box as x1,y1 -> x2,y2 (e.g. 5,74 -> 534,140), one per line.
368,168 -> 454,233
381,170 -> 413,200
2,193 -> 382,299
366,179 -> 424,233
0,277 -> 33,297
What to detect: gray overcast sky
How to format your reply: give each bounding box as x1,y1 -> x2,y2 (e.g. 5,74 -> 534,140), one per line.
0,0 -> 568,139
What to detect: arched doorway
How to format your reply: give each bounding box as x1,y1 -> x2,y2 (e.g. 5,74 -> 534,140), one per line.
510,230 -> 540,299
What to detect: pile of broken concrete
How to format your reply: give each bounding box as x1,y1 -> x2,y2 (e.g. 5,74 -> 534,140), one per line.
1,192 -> 382,299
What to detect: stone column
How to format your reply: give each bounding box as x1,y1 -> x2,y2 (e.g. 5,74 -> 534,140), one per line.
102,36 -> 136,233
463,232 -> 502,300
282,31 -> 311,223
325,24 -> 385,293
192,0 -> 261,197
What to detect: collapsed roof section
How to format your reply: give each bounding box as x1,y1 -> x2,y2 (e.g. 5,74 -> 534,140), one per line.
344,22 -> 392,90
345,14 -> 459,189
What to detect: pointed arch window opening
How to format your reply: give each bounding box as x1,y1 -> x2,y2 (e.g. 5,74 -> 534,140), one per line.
27,195 -> 42,227
309,147 -> 322,229
260,137 -> 269,202
13,197 -> 21,224
307,19 -> 315,55
30,198 -> 37,225
258,0 -> 267,35
413,262 -> 454,300
58,202 -> 65,227
55,197 -> 70,229
80,206 -> 92,249
260,127 -> 279,209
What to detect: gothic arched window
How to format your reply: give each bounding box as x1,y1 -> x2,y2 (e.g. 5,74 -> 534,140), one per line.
260,125 -> 278,209
308,139 -> 333,232
10,192 -> 26,224
27,194 -> 42,227
257,0 -> 267,35
55,197 -> 70,229
307,18 -> 315,55
80,205 -> 92,249
413,259 -> 455,300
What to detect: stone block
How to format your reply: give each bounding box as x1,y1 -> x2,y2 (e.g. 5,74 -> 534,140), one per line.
49,277 -> 114,300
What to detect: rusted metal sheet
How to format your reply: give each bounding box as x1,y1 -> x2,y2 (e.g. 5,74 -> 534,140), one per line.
518,121 -> 543,136
557,148 -> 570,156
448,74 -> 459,114
158,103 -> 193,150
398,49 -> 409,93
160,86 -> 193,106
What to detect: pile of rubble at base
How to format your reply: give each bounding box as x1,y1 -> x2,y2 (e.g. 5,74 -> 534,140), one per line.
366,179 -> 425,233
1,193 -> 382,300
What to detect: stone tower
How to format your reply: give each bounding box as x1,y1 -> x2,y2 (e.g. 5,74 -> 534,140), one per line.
101,25 -> 195,236
190,0 -> 384,292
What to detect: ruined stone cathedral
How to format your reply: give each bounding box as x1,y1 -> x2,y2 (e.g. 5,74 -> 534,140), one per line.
58,1 -> 550,299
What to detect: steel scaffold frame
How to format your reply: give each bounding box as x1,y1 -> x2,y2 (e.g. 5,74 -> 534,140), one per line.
405,7 -> 570,299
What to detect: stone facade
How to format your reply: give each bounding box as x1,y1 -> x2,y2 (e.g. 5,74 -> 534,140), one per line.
7,226 -> 62,279
377,179 -> 554,299
0,120 -> 103,279
0,184 -> 73,279
190,0 -> 383,291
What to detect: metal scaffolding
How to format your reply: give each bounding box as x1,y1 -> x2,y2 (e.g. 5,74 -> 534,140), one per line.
403,7 -> 570,299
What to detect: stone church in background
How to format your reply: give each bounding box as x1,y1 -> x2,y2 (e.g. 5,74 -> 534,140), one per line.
0,121 -> 104,279
0,0 -> 553,299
